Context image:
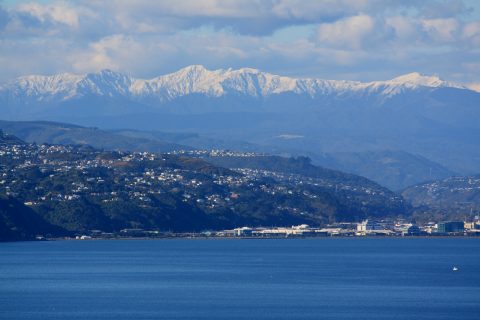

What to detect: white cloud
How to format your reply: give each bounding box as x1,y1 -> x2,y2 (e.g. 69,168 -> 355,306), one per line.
83,0 -> 427,36
315,15 -> 396,51
462,21 -> 480,46
316,15 -> 375,50
17,2 -> 80,28
0,0 -> 478,85
110,0 -> 257,18
422,18 -> 460,42
71,34 -> 179,74
72,35 -> 124,72
421,0 -> 473,19
386,16 -> 419,41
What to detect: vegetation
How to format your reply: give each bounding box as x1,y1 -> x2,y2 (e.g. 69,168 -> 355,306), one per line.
402,175 -> 480,223
0,195 -> 67,241
0,133 -> 408,240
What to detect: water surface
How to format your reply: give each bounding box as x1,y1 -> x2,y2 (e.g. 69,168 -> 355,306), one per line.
1,238 -> 479,319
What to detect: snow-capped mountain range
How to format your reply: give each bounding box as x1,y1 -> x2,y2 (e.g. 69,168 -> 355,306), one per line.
0,65 -> 468,106
1,65 -> 480,185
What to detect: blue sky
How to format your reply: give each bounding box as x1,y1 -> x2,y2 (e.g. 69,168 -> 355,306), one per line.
0,0 -> 479,89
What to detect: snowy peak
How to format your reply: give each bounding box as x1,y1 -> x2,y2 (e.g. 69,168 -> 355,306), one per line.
388,72 -> 454,88
0,66 -> 470,105
81,69 -> 133,96
166,65 -> 211,82
4,73 -> 83,101
177,64 -> 209,74
235,67 -> 261,74
12,73 -> 82,93
361,72 -> 466,97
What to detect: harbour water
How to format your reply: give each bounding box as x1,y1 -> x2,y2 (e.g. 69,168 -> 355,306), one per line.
1,238 -> 479,319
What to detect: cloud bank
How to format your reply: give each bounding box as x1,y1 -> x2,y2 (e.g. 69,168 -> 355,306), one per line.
0,0 -> 479,84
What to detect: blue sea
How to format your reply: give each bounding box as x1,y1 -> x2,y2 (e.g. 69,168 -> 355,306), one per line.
1,238 -> 479,319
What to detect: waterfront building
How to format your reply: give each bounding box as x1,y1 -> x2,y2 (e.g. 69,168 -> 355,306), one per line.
356,220 -> 395,236
120,228 -> 147,237
464,222 -> 480,230
437,221 -> 465,233
234,227 -> 253,236
357,220 -> 383,232
406,225 -> 421,236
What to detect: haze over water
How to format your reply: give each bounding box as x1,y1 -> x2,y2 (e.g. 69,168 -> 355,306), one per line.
1,238 -> 479,320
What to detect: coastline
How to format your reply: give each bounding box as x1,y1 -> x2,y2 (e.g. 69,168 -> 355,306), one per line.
43,234 -> 480,242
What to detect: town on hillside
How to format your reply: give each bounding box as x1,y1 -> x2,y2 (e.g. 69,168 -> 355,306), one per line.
1,130 -> 479,241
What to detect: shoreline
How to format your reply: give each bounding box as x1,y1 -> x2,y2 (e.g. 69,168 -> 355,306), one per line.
45,234 -> 480,241
4,232 -> 480,243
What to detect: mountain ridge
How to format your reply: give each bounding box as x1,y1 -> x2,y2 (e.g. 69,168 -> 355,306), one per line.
0,66 -> 468,106
2,66 -> 479,180
0,119 -> 457,190
402,175 -> 480,222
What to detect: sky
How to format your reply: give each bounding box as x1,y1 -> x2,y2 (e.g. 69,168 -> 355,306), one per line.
0,0 -> 479,89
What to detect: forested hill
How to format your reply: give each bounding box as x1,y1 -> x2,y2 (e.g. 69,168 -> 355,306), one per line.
0,196 -> 68,241
204,155 -> 406,218
0,120 -> 460,190
0,129 -> 24,146
0,120 -> 185,152
402,175 -> 480,221
0,135 -> 407,240
205,155 -> 380,187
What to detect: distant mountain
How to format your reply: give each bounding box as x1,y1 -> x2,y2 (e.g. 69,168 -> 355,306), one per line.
202,155 -> 406,220
313,150 -> 456,191
402,175 -> 480,221
0,129 -> 25,145
0,120 -> 187,153
1,66 -> 479,177
110,128 -> 261,152
0,120 -> 459,190
112,128 -> 455,191
0,66 -> 464,112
